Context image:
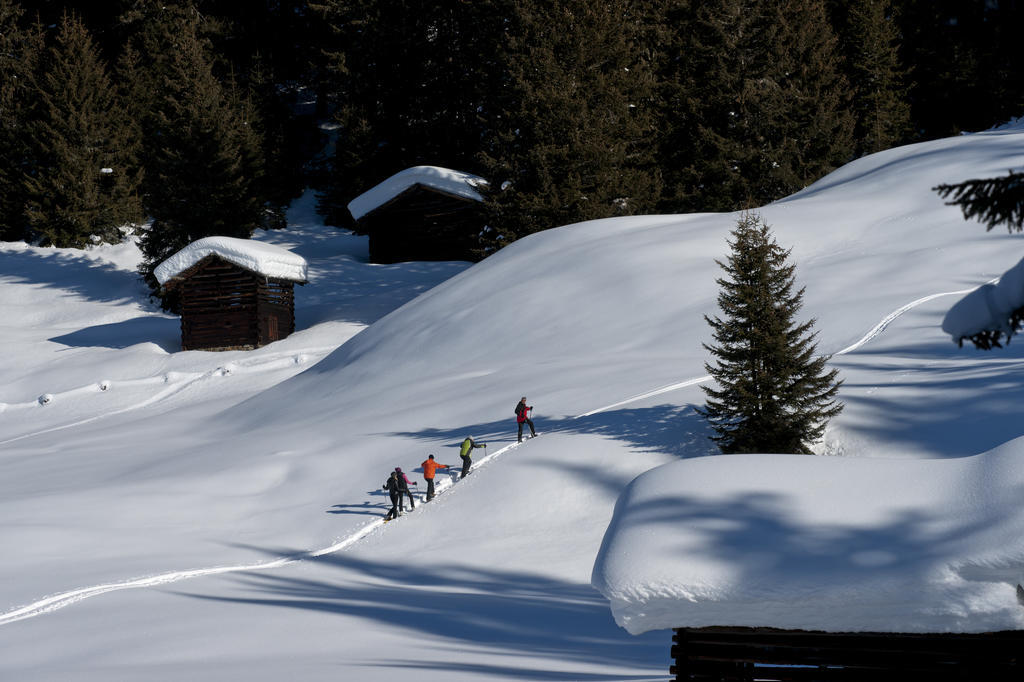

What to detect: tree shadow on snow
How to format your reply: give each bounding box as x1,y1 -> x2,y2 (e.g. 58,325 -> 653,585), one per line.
0,246 -> 150,305
386,404 -> 718,460
591,484 -> 1024,618
294,257 -> 469,328
832,340 -> 1024,457
49,315 -> 180,351
175,550 -> 668,680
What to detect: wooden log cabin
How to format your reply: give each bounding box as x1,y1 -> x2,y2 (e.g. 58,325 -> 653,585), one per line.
155,236 -> 308,351
347,166 -> 486,264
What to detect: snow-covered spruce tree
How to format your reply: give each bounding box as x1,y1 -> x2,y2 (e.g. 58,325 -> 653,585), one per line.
23,12 -> 142,247
138,13 -> 264,310
698,214 -> 843,454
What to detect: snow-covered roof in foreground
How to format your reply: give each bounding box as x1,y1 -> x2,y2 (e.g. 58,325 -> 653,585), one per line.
154,236 -> 308,286
592,441 -> 1024,635
942,256 -> 1024,341
347,165 -> 485,221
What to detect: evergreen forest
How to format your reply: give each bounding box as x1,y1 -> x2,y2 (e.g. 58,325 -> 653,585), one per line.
1,0 -> 1022,302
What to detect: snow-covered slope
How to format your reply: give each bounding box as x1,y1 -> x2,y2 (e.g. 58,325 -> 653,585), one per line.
1,125 -> 1023,680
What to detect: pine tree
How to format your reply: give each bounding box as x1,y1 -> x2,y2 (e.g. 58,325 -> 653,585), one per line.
662,0 -> 853,213
23,12 -> 143,247
0,0 -> 42,241
832,0 -> 910,156
138,12 -> 265,309
477,0 -> 662,248
699,214 -> 843,454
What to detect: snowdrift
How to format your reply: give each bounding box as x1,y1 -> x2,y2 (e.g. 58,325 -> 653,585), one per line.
592,438 -> 1024,635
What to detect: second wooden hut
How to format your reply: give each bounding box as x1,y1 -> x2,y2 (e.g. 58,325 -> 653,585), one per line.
347,165 -> 486,263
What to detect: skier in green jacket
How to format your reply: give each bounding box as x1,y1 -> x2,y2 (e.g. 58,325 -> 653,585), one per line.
458,436 -> 486,478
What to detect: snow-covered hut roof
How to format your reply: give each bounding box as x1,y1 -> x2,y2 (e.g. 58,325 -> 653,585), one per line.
592,443 -> 1024,635
347,166 -> 486,221
942,256 -> 1024,342
154,236 -> 308,286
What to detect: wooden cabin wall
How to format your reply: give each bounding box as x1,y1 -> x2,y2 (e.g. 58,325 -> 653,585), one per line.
670,627 -> 1024,681
179,260 -> 260,350
362,186 -> 482,264
175,258 -> 296,351
255,280 -> 296,345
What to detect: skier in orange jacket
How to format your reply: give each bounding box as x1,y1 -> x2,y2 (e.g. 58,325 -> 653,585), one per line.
420,454 -> 450,501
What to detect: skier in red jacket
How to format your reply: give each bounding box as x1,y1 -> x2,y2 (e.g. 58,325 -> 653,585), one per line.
515,396 -> 537,442
420,454 -> 450,501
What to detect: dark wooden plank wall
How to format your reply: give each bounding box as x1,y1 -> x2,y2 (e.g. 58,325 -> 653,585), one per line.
671,627 -> 1024,681
178,259 -> 296,351
360,185 -> 482,263
255,279 -> 295,345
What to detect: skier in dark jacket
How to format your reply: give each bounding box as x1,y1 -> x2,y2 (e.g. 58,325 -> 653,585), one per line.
382,471 -> 403,521
395,466 -> 417,510
515,396 -> 536,442
459,436 -> 486,478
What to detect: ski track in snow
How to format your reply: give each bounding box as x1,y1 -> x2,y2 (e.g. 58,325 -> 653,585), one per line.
0,346 -> 336,447
0,281 -> 995,626
0,439 -> 525,626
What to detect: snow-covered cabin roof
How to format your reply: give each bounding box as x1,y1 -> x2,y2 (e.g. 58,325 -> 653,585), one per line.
592,443 -> 1024,635
347,166 -> 486,221
942,256 -> 1024,341
154,236 -> 308,286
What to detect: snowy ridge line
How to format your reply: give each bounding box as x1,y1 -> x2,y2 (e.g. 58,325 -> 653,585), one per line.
575,283 -> 991,419
0,347 -> 334,447
0,439 -> 525,626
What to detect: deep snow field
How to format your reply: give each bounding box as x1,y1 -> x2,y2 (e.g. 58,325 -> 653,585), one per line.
2,121 -> 1024,680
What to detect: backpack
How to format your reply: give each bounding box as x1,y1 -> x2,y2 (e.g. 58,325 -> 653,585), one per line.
515,402 -> 523,417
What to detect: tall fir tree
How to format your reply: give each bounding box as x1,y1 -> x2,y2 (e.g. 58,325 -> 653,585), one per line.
0,0 -> 43,241
117,2 -> 213,203
661,0 -> 854,213
138,12 -> 265,309
477,0 -> 662,248
699,214 -> 843,454
116,2 -> 321,210
830,0 -> 910,156
23,12 -> 143,247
